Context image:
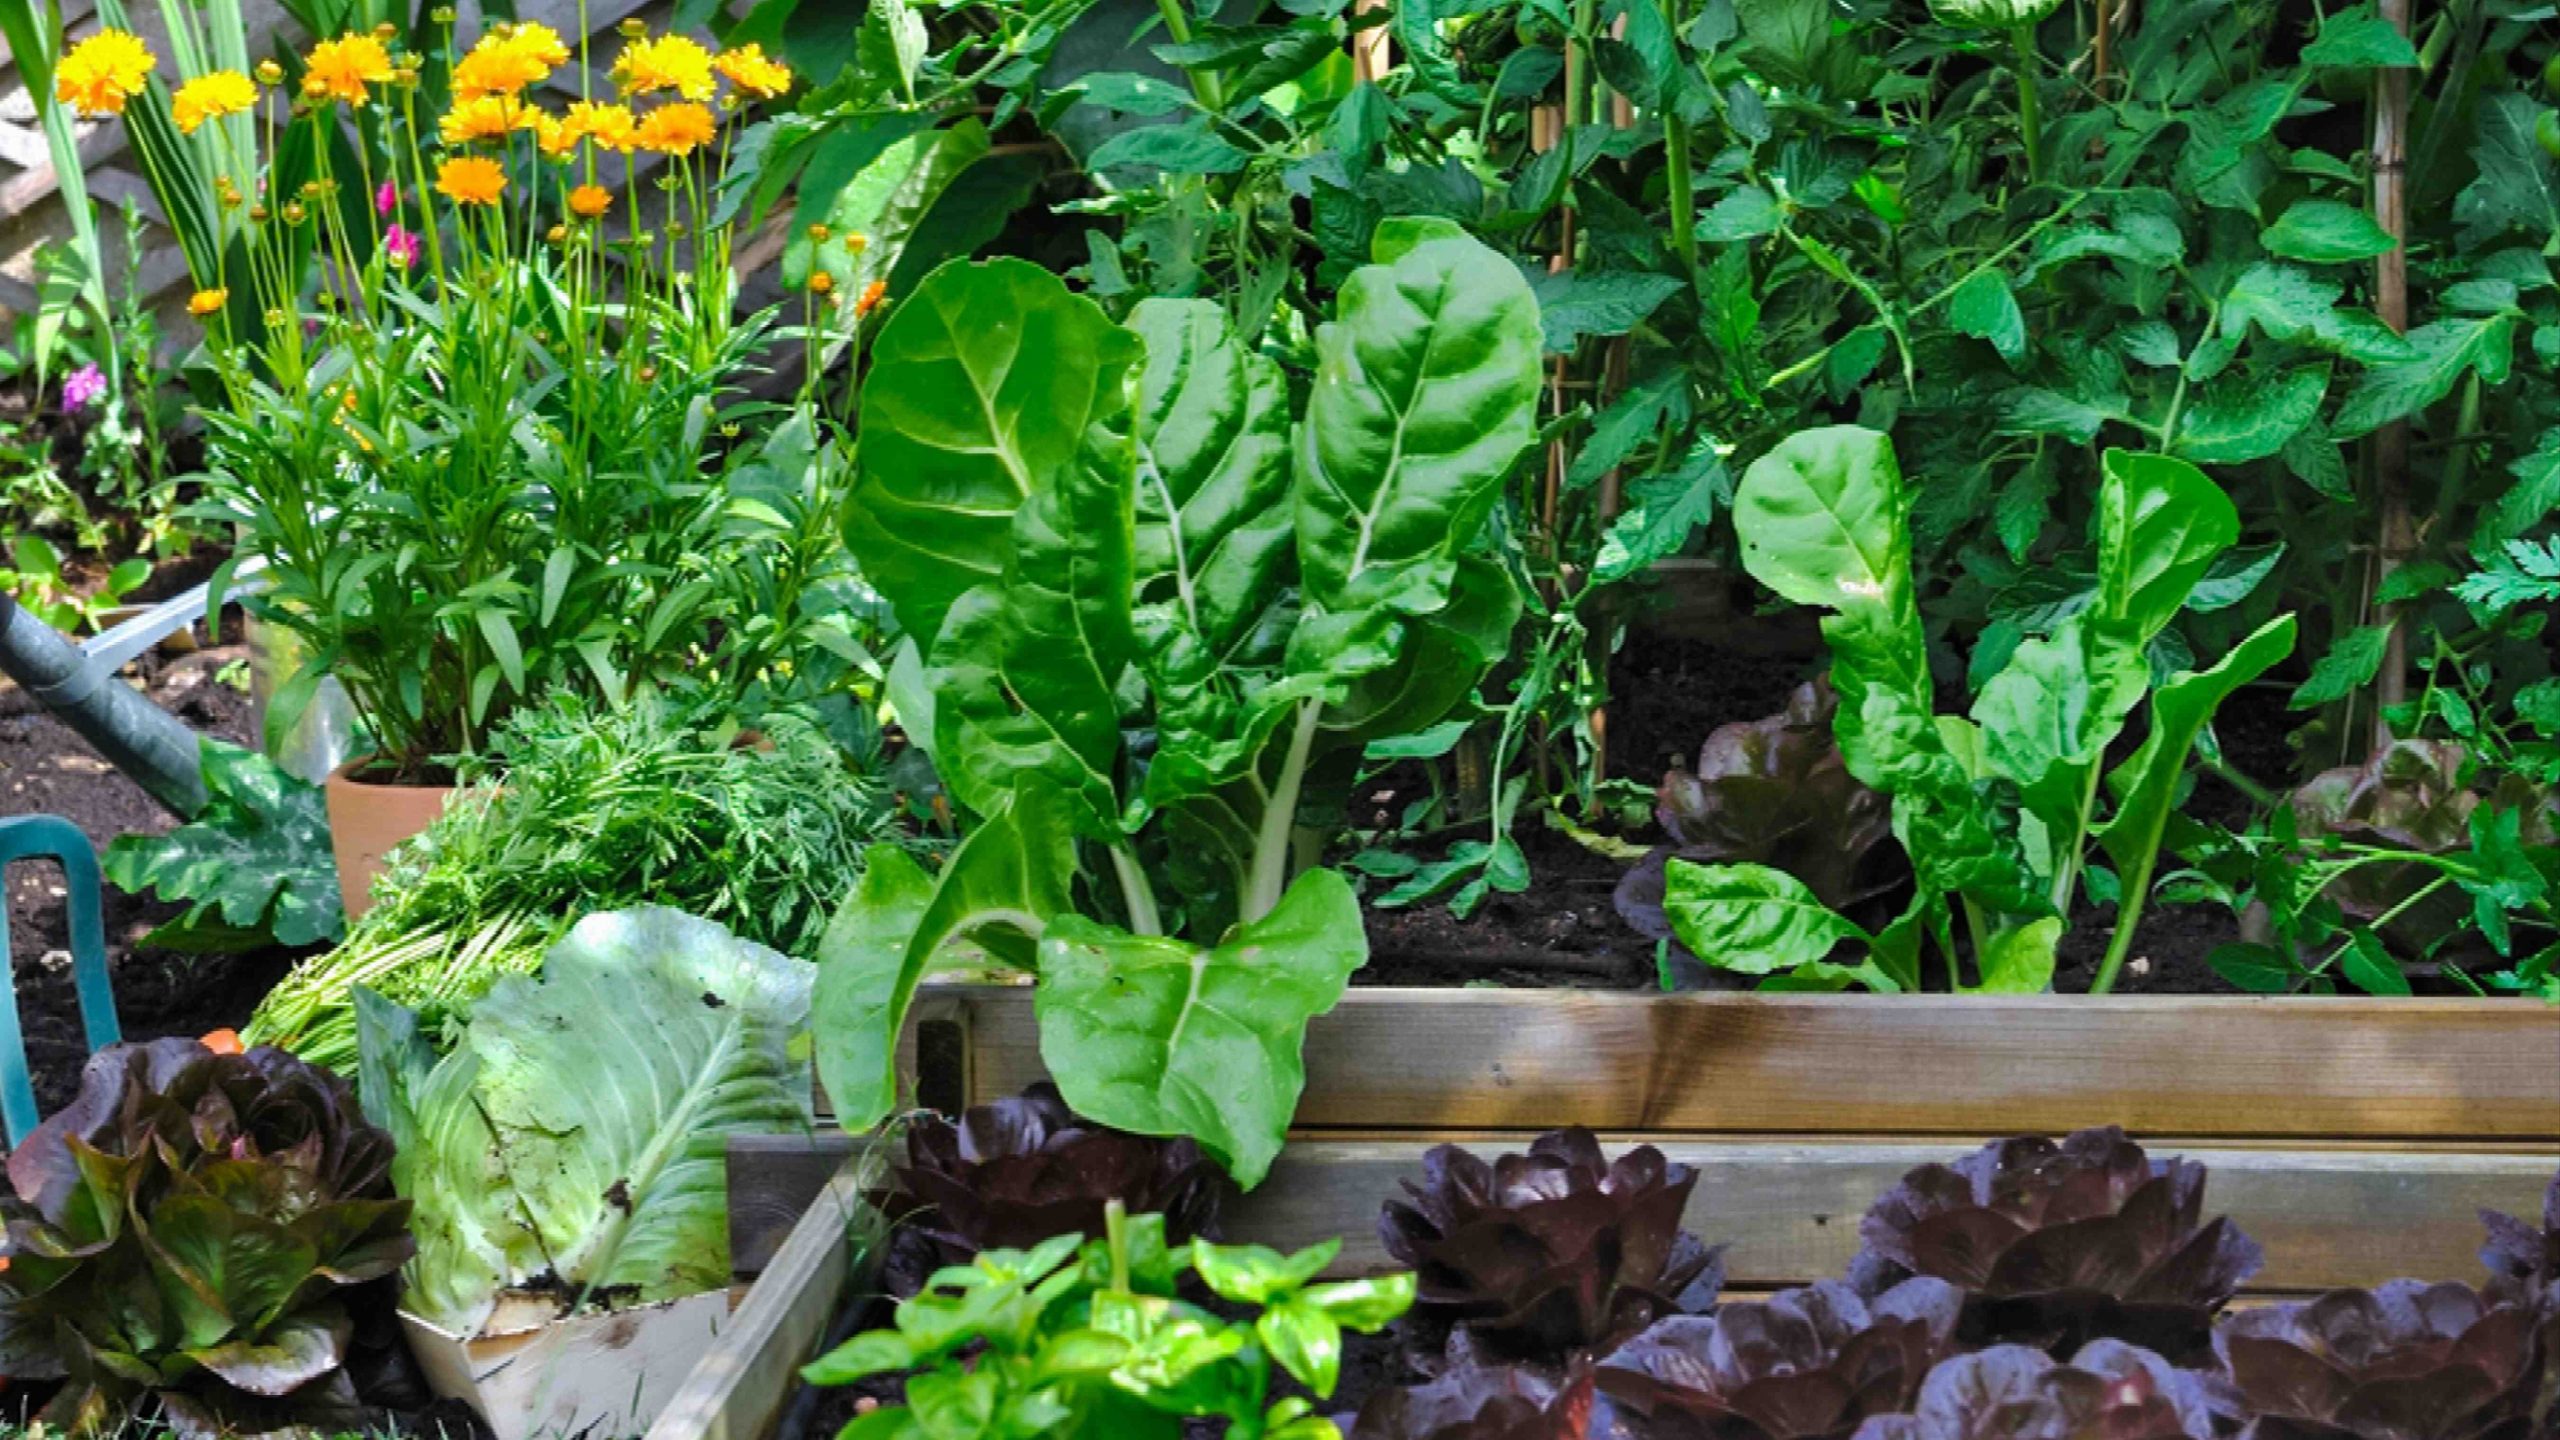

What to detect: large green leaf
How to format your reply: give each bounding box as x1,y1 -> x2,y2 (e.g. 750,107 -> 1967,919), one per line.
1292,218 -> 1542,622
1661,860 -> 1869,976
1129,299 -> 1297,665
2098,614 -> 2299,882
1734,427 -> 2033,908
926,404 -> 1140,833
813,790 -> 1076,1131
102,741 -> 344,951
848,258 -> 1149,649
373,908 -> 815,1335
1974,450 -> 2236,858
1035,869 -> 1366,1188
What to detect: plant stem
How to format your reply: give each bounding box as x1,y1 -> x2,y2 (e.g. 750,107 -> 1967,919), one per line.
1663,86 -> 1698,277
2011,23 -> 2045,184
1109,844 -> 1164,938
1244,699 -> 1323,924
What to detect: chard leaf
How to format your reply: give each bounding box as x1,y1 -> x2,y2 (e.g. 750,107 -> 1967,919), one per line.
814,790 -> 1076,1132
1036,868 -> 1366,1188
848,257 -> 1149,651
385,908 -> 816,1336
2097,614 -> 2299,884
1736,427 -> 2037,909
1294,217 -> 1542,626
1974,451 -> 2236,862
1661,859 -> 1869,976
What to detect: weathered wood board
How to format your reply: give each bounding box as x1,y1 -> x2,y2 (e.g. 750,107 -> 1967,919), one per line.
699,984 -> 2559,1440
729,1131 -> 2556,1293
896,986 -> 2560,1139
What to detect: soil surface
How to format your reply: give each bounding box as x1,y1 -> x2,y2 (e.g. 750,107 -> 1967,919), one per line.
2,611 -> 291,1119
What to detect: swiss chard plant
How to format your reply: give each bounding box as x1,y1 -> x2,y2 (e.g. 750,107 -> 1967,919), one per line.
818,219 -> 1542,1186
1662,427 -> 2297,993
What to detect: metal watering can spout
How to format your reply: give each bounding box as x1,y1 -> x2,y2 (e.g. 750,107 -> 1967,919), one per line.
0,588 -> 208,819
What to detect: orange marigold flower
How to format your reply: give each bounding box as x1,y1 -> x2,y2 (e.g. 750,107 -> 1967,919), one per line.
564,100 -> 638,153
614,33 -> 715,101
171,68 -> 255,133
452,41 -> 546,100
435,154 -> 508,206
634,100 -> 716,156
54,29 -> 155,118
304,33 -> 393,105
568,183 -> 613,218
187,287 -> 229,316
505,20 -> 571,66
713,42 -> 791,100
200,1028 -> 244,1054
439,93 -> 540,145
807,270 -> 834,295
854,278 -> 887,318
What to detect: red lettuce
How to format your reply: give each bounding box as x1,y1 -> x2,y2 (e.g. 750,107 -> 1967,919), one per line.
1347,1357 -> 1601,1439
2213,1281 -> 2548,1440
2288,740 -> 2560,946
2480,1167 -> 2558,1314
874,1081 -> 1227,1295
0,1038 -> 414,1435
1592,1278 -> 1965,1440
1381,1128 -> 1724,1362
1849,1128 -> 2261,1360
1849,1342 -> 2217,1440
1616,681 -> 1903,963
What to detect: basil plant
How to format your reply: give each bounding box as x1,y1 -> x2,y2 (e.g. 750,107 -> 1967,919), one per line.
820,219 -> 1542,1185
1665,427 -> 2297,995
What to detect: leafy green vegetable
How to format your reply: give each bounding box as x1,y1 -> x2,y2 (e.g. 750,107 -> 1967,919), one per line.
358,907 -> 815,1336
802,1207 -> 1413,1439
0,1039 -> 413,1434
822,222 -> 1541,1185
102,739 -> 343,952
248,694 -> 906,1077
1671,427 -> 2294,992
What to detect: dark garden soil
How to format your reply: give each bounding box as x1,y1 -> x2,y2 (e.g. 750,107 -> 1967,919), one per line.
1,612 -> 292,1120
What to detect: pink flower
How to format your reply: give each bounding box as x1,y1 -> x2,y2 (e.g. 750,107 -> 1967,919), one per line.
61,363 -> 107,411
376,180 -> 398,217
384,224 -> 421,268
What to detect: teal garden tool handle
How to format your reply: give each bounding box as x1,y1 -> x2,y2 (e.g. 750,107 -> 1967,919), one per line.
1,815 -> 121,1145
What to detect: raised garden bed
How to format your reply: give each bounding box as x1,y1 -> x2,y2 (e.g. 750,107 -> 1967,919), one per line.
668,983 -> 2560,1440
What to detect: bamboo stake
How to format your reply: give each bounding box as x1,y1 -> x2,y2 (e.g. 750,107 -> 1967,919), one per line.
2368,0 -> 2414,747
1350,0 -> 1390,84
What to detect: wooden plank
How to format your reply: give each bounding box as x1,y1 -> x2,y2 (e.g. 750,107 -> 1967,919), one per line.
730,1130 -> 2554,1292
1236,1139 -> 2557,1291
730,1134 -> 868,1279
652,1154 -> 876,1440
915,987 -> 2560,1141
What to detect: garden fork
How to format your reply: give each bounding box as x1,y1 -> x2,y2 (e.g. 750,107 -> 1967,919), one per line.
0,814 -> 120,1146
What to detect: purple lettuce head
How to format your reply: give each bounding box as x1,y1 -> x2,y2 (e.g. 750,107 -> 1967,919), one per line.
874,1082 -> 1227,1296
1849,1128 -> 2262,1361
1850,1342 -> 2218,1440
1347,1353 -> 1602,1440
1593,1278 -> 1966,1440
1382,1128 -> 1725,1363
2213,1281 -> 2548,1440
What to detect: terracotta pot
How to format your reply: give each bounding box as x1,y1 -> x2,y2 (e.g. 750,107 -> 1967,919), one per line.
324,759 -> 455,922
